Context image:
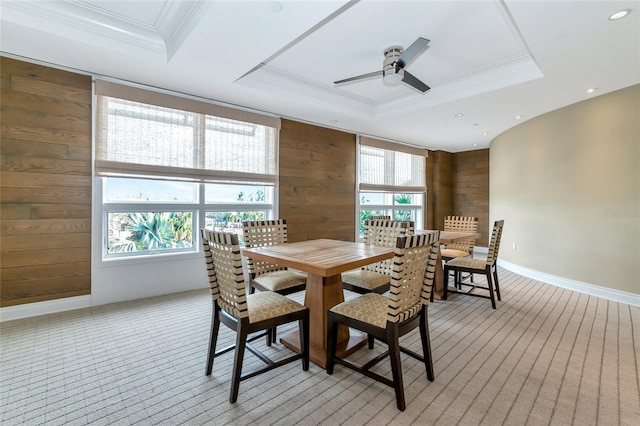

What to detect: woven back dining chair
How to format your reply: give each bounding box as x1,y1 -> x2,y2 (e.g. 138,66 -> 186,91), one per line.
370,215 -> 391,220
243,219 -> 307,344
327,231 -> 440,412
443,220 -> 505,309
441,216 -> 479,285
341,219 -> 415,295
441,216 -> 478,261
201,229 -> 309,403
243,219 -> 307,295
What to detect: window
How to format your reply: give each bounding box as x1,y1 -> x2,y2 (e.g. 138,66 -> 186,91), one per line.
95,80 -> 279,259
357,136 -> 427,239
203,182 -> 273,245
103,178 -> 197,257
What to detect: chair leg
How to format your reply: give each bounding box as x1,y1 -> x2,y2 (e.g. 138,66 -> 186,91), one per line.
493,267 -> 501,301
206,310 -> 221,376
453,269 -> 461,289
469,252 -> 475,283
230,326 -> 248,403
368,334 -> 375,349
387,327 -> 406,412
326,313 -> 339,374
419,310 -> 434,382
486,268 -> 497,309
300,315 -> 309,371
265,328 -> 272,346
266,326 -> 278,346
442,266 -> 449,300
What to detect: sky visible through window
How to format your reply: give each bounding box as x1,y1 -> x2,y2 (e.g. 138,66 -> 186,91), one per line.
106,178 -> 267,203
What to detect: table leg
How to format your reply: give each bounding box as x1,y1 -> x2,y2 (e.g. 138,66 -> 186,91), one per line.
280,273 -> 366,368
433,245 -> 463,300
432,245 -> 445,300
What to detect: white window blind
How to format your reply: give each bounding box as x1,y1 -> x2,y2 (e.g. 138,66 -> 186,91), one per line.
95,80 -> 280,184
359,136 -> 427,192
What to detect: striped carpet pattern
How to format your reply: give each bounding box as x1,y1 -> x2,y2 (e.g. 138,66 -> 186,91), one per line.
1,268 -> 639,425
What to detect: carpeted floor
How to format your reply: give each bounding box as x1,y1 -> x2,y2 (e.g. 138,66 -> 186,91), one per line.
1,268 -> 638,425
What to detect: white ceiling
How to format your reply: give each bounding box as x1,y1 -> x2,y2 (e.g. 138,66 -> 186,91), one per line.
1,0 -> 638,152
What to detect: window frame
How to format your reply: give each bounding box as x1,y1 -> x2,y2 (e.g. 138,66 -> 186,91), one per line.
355,137 -> 427,241
93,79 -> 280,263
356,192 -> 425,239
99,178 -> 276,262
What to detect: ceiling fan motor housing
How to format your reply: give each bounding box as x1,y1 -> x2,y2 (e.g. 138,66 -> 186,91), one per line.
383,46 -> 404,80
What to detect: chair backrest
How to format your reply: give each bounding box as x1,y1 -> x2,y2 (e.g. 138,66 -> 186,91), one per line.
363,219 -> 414,244
243,219 -> 289,277
362,219 -> 415,274
386,230 -> 439,324
420,232 -> 440,307
370,215 -> 391,220
485,220 -> 505,266
201,229 -> 248,320
443,216 -> 478,252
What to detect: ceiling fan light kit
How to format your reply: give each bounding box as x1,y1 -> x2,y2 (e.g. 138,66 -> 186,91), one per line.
334,37 -> 431,93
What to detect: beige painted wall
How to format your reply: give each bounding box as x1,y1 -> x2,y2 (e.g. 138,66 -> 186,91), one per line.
490,84 -> 639,295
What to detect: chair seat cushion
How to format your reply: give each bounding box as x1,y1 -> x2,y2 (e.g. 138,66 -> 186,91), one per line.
330,293 -> 388,328
440,248 -> 470,259
247,291 -> 306,323
253,270 -> 307,292
341,269 -> 390,291
446,257 -> 487,270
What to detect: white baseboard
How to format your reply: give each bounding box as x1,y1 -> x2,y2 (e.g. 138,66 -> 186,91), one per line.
498,259 -> 640,307
0,295 -> 91,322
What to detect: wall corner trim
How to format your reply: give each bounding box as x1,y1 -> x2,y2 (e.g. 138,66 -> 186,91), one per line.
0,296 -> 92,322
498,259 -> 640,307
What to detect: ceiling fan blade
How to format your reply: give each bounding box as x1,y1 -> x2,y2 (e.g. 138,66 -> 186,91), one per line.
397,37 -> 430,67
402,71 -> 430,93
334,70 -> 382,85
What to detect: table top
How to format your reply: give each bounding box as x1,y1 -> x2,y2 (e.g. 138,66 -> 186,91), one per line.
242,238 -> 394,277
438,231 -> 481,243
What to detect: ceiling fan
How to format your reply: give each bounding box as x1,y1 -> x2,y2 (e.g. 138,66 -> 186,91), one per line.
334,37 -> 431,93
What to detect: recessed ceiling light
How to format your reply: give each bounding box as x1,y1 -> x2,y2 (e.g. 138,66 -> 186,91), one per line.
609,9 -> 630,20
516,115 -> 523,119
473,143 -> 478,147
483,132 -> 490,136
330,119 -> 338,123
473,123 -> 479,127
270,2 -> 283,13
587,87 -> 599,94
454,113 -> 464,117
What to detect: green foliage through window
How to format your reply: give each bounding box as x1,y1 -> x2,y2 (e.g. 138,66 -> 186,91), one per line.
357,192 -> 422,238
108,212 -> 193,253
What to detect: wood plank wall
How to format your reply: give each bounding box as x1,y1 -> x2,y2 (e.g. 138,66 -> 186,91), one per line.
427,149 -> 490,246
0,58 -> 489,307
0,57 -> 92,307
279,119 -> 356,242
428,150 -> 453,232
452,149 -> 490,246
426,155 -> 435,231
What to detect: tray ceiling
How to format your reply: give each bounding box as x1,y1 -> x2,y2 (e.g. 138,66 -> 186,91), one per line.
1,0 -> 638,151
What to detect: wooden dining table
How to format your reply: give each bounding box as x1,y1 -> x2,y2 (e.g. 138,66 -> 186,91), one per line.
242,239 -> 394,368
430,230 -> 481,300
